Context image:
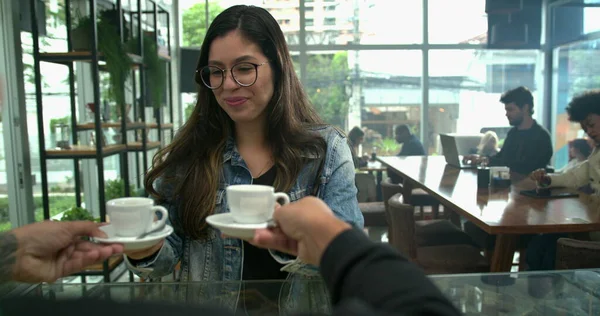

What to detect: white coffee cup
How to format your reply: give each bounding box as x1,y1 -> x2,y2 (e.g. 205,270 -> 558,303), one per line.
226,185 -> 290,224
106,197 -> 168,237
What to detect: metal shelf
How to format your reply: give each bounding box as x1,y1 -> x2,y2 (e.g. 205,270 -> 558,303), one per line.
127,141 -> 161,152
145,122 -> 173,129
45,144 -> 126,159
76,121 -> 146,131
39,51 -> 143,65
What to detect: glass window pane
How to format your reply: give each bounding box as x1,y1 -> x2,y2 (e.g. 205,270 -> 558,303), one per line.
180,1 -> 300,46
428,0 -> 487,44
303,0 -> 422,45
304,50 -> 422,156
0,116 -> 7,231
584,0 -> 600,34
552,38 -> 600,169
428,49 -> 542,154
361,50 -> 423,155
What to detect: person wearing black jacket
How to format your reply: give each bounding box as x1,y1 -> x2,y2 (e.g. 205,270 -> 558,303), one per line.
0,197 -> 460,316
464,86 -> 552,175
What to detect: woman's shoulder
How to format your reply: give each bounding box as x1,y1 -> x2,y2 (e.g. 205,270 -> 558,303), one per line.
306,124 -> 347,144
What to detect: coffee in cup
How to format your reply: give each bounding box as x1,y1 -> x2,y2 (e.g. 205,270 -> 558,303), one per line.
106,197 -> 168,237
226,185 -> 290,224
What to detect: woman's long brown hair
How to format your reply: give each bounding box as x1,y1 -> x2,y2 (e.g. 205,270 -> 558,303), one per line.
144,5 -> 327,239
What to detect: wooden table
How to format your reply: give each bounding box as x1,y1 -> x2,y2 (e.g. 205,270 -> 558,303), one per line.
378,155 -> 600,272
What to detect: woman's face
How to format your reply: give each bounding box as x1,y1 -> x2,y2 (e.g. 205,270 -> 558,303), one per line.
568,145 -> 576,159
208,30 -> 274,126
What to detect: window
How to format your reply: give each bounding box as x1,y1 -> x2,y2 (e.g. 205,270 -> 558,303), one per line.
486,64 -> 536,93
324,17 -> 336,26
306,18 -> 314,26
428,50 -> 542,153
303,0 -> 422,45
306,6 -> 314,12
300,50 -> 422,155
552,38 -> 600,169
584,0 -> 600,34
428,0 -> 487,44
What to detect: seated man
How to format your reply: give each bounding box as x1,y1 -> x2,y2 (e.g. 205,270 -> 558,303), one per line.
529,89 -> 600,270
463,87 -> 553,256
395,124 -> 425,157
465,86 -> 553,175
389,124 -> 425,184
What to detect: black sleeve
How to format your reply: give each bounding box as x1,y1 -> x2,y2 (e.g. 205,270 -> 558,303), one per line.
0,297 -> 236,316
400,141 -> 425,156
534,130 -> 553,170
414,142 -> 426,156
320,229 -> 460,316
514,129 -> 552,174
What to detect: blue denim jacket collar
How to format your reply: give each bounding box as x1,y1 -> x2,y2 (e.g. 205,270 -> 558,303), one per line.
222,135 -> 323,166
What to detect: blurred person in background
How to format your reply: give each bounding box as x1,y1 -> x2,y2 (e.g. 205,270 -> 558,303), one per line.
348,126 -> 367,168
557,138 -> 593,173
476,131 -> 500,157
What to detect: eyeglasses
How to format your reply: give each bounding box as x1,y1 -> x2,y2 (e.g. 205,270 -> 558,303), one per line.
195,61 -> 269,90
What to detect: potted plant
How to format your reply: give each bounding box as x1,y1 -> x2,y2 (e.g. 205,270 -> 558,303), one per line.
70,13 -> 93,51
105,178 -> 136,201
49,116 -> 71,148
143,35 -> 167,110
60,206 -> 97,222
70,10 -> 133,109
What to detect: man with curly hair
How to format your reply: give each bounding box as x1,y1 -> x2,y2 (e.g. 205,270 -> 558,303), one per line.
531,89 -> 600,195
527,89 -> 600,271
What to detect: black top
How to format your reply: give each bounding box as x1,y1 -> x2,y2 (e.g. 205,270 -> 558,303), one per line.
1,229 -> 460,316
398,135 -> 426,156
488,120 -> 552,175
242,166 -> 288,281
239,166 -> 288,313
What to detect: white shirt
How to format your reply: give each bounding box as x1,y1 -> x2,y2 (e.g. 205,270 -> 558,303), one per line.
549,147 -> 600,195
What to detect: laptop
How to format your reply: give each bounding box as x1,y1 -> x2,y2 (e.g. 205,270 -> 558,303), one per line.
440,134 -> 477,169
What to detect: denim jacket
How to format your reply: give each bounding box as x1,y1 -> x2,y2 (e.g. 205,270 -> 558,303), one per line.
125,125 -> 363,313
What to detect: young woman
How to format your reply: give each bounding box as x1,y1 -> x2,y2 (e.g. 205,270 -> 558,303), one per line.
476,131 -> 500,157
558,138 -> 593,173
348,126 -> 366,168
123,5 -> 363,314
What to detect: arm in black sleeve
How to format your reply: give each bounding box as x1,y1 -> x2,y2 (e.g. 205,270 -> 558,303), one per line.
320,229 -> 460,316
531,130 -> 553,171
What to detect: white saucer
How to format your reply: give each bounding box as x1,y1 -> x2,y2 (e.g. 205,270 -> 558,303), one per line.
205,213 -> 272,240
93,224 -> 174,251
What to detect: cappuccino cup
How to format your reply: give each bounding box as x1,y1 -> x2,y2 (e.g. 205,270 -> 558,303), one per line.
106,197 -> 168,237
226,185 -> 290,224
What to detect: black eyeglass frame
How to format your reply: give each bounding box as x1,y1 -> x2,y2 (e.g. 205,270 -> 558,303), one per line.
195,61 -> 269,89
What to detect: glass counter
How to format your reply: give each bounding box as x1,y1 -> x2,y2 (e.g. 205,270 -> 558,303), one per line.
3,269 -> 600,315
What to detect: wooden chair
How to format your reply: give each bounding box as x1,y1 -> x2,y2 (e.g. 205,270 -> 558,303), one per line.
356,172 -> 386,227
386,194 -> 489,274
381,180 -> 475,248
555,238 -> 600,270
387,172 -> 440,219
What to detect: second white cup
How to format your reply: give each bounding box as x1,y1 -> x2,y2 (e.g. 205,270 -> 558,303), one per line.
226,185 -> 290,224
106,197 -> 168,237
